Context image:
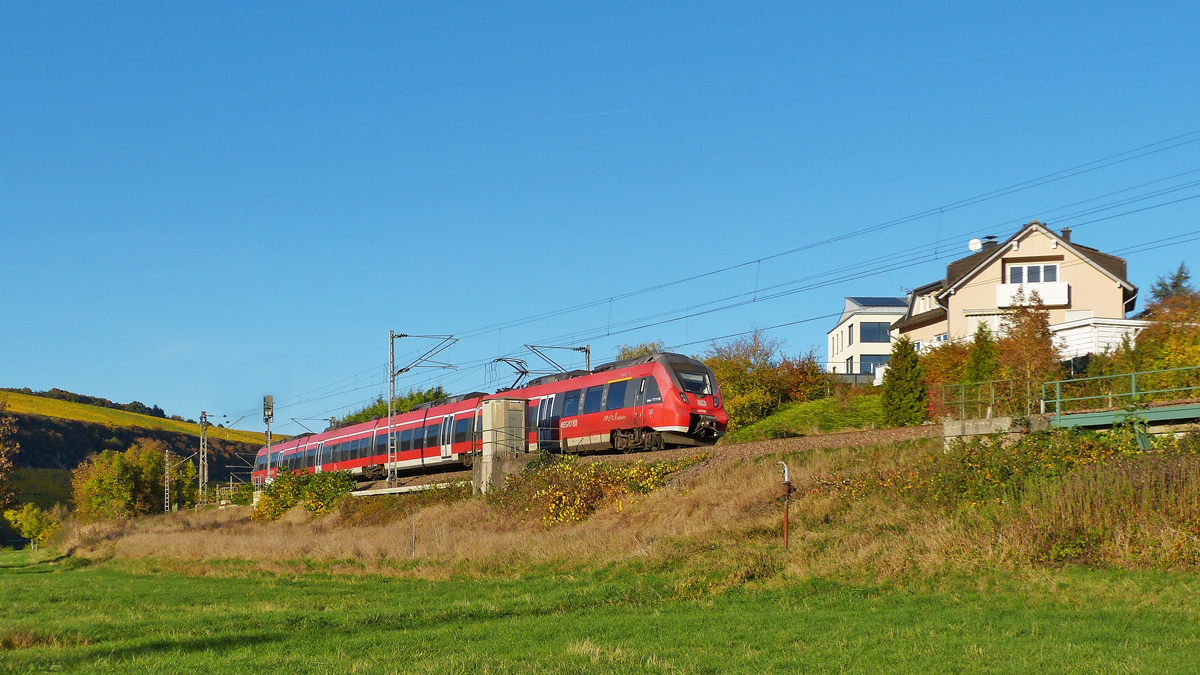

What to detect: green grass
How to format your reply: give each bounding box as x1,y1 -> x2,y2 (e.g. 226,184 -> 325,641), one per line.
726,394 -> 884,443
8,468 -> 73,509
0,391 -> 269,445
1,551 -> 1199,673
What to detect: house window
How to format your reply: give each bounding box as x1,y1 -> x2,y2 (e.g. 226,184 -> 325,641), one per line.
848,324 -> 855,346
861,355 -> 890,374
935,334 -> 949,343
1008,264 -> 1058,284
860,322 -> 891,343
845,357 -> 853,373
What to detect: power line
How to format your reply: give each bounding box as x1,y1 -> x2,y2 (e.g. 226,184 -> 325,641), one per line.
237,132 -> 1200,427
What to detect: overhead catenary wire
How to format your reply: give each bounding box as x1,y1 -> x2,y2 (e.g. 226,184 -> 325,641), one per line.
241,130 -> 1200,429
270,224 -> 1200,433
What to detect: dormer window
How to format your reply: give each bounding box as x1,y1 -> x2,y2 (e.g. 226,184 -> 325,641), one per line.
1008,264 -> 1058,284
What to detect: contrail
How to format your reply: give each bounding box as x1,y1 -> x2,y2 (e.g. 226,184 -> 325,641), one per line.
534,109 -> 628,121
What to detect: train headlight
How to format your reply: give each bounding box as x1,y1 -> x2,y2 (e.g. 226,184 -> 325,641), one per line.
679,392 -> 690,404
713,396 -> 720,408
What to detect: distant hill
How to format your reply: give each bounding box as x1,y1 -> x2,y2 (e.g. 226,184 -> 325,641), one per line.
1,387 -> 176,420
0,391 -> 267,445
0,390 -> 275,483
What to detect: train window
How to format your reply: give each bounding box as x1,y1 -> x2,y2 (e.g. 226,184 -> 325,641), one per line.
606,381 -> 629,411
401,428 -> 414,451
644,377 -> 662,404
561,389 -> 581,417
475,415 -> 482,433
425,424 -> 440,449
527,406 -> 538,429
583,385 -> 604,414
376,434 -> 387,454
625,379 -> 641,408
676,370 -> 712,395
454,417 -> 471,444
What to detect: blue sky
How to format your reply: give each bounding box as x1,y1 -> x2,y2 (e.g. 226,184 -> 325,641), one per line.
2,2 -> 1198,433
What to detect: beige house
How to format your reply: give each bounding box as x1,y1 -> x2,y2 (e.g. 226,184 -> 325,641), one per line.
891,221 -> 1143,358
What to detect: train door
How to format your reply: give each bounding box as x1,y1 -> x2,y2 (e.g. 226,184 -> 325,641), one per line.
633,378 -> 646,427
439,415 -> 454,459
537,394 -> 558,451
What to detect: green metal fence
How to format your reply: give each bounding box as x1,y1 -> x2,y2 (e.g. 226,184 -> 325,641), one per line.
941,379 -> 1037,420
1042,365 -> 1200,418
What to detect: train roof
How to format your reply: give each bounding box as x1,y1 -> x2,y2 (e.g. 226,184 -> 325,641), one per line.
590,351 -> 708,374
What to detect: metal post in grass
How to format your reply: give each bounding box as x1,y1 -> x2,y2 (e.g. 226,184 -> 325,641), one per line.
777,462 -> 792,551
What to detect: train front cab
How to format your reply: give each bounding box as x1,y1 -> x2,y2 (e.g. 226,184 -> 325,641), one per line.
527,353 -> 727,453
647,354 -> 727,447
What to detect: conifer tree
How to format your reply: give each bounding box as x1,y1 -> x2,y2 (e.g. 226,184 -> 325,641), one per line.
1150,262 -> 1194,302
881,336 -> 928,426
963,323 -> 999,383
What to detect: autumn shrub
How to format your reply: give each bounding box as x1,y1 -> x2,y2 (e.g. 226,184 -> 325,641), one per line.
701,330 -> 826,431
71,439 -> 196,520
919,340 -> 968,418
252,470 -> 355,521
231,482 -> 255,506
3,503 -> 66,550
301,471 -> 357,514
494,454 -> 705,526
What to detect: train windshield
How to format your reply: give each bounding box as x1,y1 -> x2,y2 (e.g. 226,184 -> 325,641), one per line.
675,370 -> 713,396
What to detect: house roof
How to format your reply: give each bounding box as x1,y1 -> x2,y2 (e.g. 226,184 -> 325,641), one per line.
847,296 -> 908,308
830,296 -> 908,332
938,221 -> 1136,308
889,306 -> 947,333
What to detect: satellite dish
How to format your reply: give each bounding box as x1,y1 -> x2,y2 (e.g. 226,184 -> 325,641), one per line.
968,238 -> 983,252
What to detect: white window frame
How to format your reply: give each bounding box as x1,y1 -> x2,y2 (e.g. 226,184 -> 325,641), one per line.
1007,263 -> 1059,285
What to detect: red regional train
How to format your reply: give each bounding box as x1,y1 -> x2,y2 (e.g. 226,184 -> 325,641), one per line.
250,352 -> 726,486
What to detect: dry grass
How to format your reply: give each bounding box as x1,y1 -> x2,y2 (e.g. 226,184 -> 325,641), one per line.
0,629 -> 88,651
54,432 -> 1200,584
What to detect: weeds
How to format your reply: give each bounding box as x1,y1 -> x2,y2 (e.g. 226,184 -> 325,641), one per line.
493,454 -> 706,525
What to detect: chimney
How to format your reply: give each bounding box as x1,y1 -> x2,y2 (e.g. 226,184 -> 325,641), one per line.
981,235 -> 998,250
1061,226 -> 1071,243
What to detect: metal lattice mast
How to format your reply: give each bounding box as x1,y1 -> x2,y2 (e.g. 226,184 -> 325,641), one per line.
387,332 -> 458,485
387,331 -> 397,484
163,445 -> 171,513
198,411 -> 209,505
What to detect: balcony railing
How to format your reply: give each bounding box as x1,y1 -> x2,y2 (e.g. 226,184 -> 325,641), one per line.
997,281 -> 1069,307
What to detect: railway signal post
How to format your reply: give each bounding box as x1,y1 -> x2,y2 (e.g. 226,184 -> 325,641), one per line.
264,395 -> 274,481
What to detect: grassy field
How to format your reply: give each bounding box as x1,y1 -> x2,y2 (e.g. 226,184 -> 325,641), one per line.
0,391 -> 268,445
1,551 -> 1198,673
725,394 -> 883,443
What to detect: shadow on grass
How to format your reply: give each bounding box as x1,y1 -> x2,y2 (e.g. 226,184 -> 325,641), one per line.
28,631 -> 286,669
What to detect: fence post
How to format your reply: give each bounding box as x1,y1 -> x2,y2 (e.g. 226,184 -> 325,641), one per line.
1131,372 -> 1138,406
1055,381 -> 1061,418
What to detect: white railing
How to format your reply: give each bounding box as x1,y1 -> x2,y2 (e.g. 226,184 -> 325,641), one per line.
996,282 -> 1069,307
